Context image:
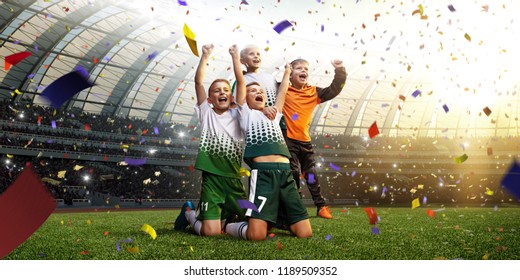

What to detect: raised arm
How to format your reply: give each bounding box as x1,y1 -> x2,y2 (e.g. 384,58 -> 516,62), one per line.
194,44 -> 214,106
274,63 -> 292,112
229,44 -> 246,106
317,59 -> 347,102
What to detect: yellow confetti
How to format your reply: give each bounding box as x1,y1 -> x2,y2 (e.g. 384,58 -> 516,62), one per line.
127,247 -> 140,253
14,89 -> 22,95
411,198 -> 420,209
6,154 -> 14,158
454,154 -> 468,164
57,170 -> 66,178
183,23 -> 199,57
464,33 -> 471,42
73,165 -> 83,171
485,188 -> 494,196
141,223 -> 157,240
86,219 -> 92,225
239,167 -> 250,177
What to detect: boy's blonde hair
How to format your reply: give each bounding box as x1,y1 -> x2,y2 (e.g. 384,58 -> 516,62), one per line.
240,44 -> 260,60
290,58 -> 309,68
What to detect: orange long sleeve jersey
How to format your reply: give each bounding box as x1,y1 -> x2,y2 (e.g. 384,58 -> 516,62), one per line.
283,67 -> 347,142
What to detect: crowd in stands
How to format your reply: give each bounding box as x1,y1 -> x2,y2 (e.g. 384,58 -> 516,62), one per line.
1,99 -> 518,206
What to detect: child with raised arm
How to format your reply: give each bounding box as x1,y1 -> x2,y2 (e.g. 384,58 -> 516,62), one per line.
174,44 -> 247,236
224,45 -> 312,240
282,58 -> 347,219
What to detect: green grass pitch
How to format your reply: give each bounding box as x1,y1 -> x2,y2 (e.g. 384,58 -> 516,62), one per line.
5,206 -> 520,260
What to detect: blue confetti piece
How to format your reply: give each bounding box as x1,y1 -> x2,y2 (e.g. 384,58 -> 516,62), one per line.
412,89 -> 421,98
237,199 -> 259,213
448,4 -> 456,12
40,66 -> 94,108
308,173 -> 315,184
291,113 -> 298,121
329,163 -> 340,171
154,127 -> 159,135
442,104 -> 449,113
177,0 -> 187,6
145,51 -> 158,62
321,24 -> 324,32
371,227 -> 380,235
273,20 -> 293,34
325,234 -> 331,241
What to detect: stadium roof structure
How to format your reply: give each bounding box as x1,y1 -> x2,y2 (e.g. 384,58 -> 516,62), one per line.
1,0 -> 520,138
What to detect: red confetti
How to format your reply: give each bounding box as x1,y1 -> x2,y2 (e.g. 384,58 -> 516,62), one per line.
368,121 -> 380,139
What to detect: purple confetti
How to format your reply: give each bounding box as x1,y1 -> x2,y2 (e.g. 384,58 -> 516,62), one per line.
291,113 -> 298,121
124,158 -> 147,166
448,4 -> 456,12
351,171 -> 356,177
308,173 -> 315,184
237,199 -> 259,213
321,24 -> 325,32
371,227 -> 380,235
329,163 -> 340,171
325,234 -> 331,241
116,241 -> 121,252
442,104 -> 449,113
27,73 -> 35,79
177,0 -> 188,6
412,89 -> 421,98
51,120 -> 56,129
273,20 -> 293,34
154,127 -> 159,135
145,51 -> 158,62
423,196 -> 428,204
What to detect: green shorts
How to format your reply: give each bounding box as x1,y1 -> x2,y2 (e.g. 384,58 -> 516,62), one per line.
247,162 -> 309,225
197,172 -> 247,221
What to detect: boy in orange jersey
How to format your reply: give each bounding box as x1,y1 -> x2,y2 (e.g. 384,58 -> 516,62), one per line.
282,58 -> 347,219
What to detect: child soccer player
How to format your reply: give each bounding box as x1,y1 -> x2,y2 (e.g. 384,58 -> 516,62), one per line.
174,44 -> 247,236
283,58 -> 347,219
224,45 -> 312,240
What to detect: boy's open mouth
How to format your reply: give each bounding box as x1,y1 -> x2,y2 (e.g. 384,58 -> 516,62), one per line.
218,97 -> 228,103
255,95 -> 263,102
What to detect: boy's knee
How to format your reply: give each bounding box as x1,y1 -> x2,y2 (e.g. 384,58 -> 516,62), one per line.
247,231 -> 267,241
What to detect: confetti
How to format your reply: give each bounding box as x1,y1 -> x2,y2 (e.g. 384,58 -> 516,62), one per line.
40,66 -> 95,108
183,23 -> 199,57
124,158 -> 147,166
487,147 -> 493,156
501,160 -> 520,199
426,209 -> 436,218
325,234 -> 331,241
291,113 -> 298,121
411,89 -> 421,98
447,4 -> 456,12
464,33 -> 471,42
273,20 -> 293,34
483,107 -> 492,116
308,173 -> 315,184
5,51 -> 32,70
141,223 -> 157,240
368,121 -> 380,139
0,164 -> 56,259
442,104 -> 449,113
237,199 -> 259,213
411,198 -> 420,209
239,167 -> 250,177
364,207 -> 378,225
177,0 -> 188,6
454,153 -> 468,164
371,227 -> 380,235
329,163 -> 340,171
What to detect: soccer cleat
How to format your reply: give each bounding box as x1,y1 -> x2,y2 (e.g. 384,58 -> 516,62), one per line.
317,205 -> 333,219
174,201 -> 195,230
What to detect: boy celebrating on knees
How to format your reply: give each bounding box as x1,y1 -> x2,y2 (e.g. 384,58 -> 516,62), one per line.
282,58 -> 347,219
174,44 -> 247,236
225,44 -> 312,240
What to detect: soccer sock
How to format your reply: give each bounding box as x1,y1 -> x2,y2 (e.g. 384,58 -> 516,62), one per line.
225,221 -> 248,240
185,210 -> 202,235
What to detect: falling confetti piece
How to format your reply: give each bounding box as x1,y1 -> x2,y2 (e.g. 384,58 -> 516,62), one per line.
329,163 -> 340,171
411,89 -> 421,98
127,247 -> 140,253
364,208 -> 378,225
483,107 -> 492,116
5,51 -> 32,70
308,173 -> 315,184
442,104 -> 449,113
368,121 -> 380,139
40,66 -> 95,108
454,154 -> 468,164
487,147 -> 493,156
239,167 -> 250,177
501,160 -> 520,199
0,164 -> 56,259
325,234 -> 331,241
411,198 -> 420,209
124,158 -> 147,166
277,241 -> 282,250
183,23 -> 199,57
485,188 -> 494,196
237,199 -> 259,213
273,20 -> 293,34
447,4 -> 456,12
141,223 -> 157,240
464,33 -> 471,42
426,209 -> 436,218
177,0 -> 188,6
291,113 -> 299,121
371,227 -> 380,235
